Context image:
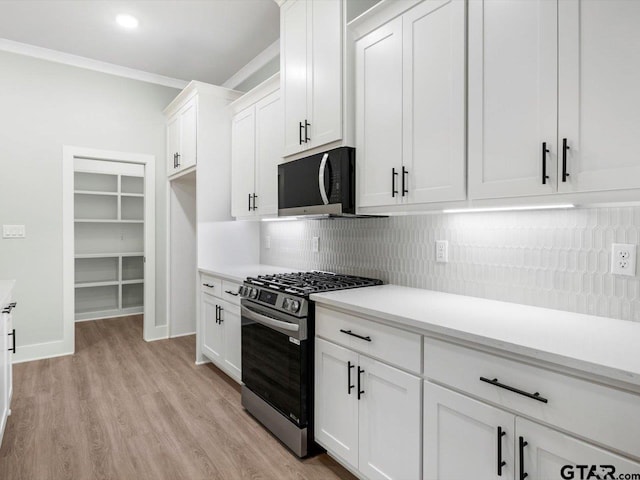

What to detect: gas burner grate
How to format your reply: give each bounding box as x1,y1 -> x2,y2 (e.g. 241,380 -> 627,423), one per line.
245,271 -> 382,296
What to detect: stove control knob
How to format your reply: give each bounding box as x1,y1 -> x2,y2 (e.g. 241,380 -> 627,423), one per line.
249,288 -> 258,299
239,286 -> 246,297
290,300 -> 301,313
283,298 -> 291,310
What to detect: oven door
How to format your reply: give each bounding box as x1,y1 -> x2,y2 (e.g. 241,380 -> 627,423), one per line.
241,301 -> 309,427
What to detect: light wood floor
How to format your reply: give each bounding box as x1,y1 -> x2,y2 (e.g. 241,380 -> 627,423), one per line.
0,315 -> 356,480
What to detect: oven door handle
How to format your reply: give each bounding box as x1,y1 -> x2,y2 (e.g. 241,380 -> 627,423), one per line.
241,306 -> 300,332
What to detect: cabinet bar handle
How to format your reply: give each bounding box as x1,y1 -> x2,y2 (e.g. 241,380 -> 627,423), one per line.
215,305 -> 219,323
218,305 -> 224,323
357,366 -> 365,400
562,138 -> 570,182
480,377 -> 548,403
347,361 -> 355,395
299,121 -> 304,145
541,142 -> 550,185
497,426 -> 507,476
8,329 -> 15,354
224,290 -> 239,296
392,168 -> 398,197
248,193 -> 252,212
176,153 -> 180,168
252,194 -> 258,211
519,436 -> 528,480
402,166 -> 408,196
304,119 -> 311,143
339,329 -> 372,342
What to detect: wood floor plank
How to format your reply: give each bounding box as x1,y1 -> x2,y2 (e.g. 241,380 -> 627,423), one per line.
0,315 -> 356,479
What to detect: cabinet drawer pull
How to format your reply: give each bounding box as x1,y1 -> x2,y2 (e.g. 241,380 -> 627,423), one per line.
497,426 -> 507,476
8,329 -> 15,354
562,137 -> 570,182
391,168 -> 398,197
339,329 -> 371,342
480,377 -> 548,403
224,290 -> 239,296
519,436 -> 528,480
357,366 -> 365,400
203,283 -> 214,288
347,361 -> 355,395
541,142 -> 550,185
304,119 -> 311,143
402,166 -> 408,196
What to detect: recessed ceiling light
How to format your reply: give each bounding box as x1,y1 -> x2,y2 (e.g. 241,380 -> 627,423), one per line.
116,14 -> 139,29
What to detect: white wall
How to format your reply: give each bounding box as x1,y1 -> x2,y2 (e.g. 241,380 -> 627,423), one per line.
0,51 -> 179,362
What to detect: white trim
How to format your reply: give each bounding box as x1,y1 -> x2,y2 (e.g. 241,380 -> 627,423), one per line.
222,39 -> 280,90
0,38 -> 188,90
63,146 -> 163,363
170,331 -> 196,339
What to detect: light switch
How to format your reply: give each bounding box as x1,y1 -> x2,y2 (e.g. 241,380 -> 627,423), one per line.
3,225 -> 26,238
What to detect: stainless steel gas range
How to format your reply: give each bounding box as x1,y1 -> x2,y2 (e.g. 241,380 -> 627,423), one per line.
238,271 -> 382,457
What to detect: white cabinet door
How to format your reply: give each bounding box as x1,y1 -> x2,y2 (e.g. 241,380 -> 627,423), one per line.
201,294 -> 223,363
315,338 -> 359,470
308,0 -> 342,150
219,300 -> 241,382
254,90 -> 281,217
281,0 -> 309,157
178,96 -> 198,171
424,382 -> 515,480
231,107 -> 256,218
402,0 -> 466,204
516,417 -> 640,480
558,0 -> 640,193
0,312 -> 8,445
358,356 -> 421,480
468,0 -> 558,199
167,113 -> 180,176
356,16 -> 403,208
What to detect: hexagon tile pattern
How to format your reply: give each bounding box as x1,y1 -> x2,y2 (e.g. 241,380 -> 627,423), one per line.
260,207 -> 640,322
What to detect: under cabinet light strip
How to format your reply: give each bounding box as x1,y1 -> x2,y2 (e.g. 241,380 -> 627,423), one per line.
443,204 -> 575,214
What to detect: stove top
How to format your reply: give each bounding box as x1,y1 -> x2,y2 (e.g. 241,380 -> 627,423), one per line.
245,271 -> 383,297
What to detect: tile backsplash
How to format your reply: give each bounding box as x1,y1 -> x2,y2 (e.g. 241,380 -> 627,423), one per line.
260,207 -> 640,322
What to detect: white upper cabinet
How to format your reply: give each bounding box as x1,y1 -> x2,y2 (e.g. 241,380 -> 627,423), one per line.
558,0 -> 640,194
254,91 -> 281,217
231,107 -> 257,218
356,16 -> 403,208
355,0 -> 466,211
230,75 -> 281,219
402,0 -> 466,205
167,95 -> 198,177
468,0 -> 558,200
281,0 -> 343,157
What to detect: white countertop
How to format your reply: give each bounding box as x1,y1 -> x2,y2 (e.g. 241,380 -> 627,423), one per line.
311,284 -> 640,388
0,280 -> 15,310
199,264 -> 300,284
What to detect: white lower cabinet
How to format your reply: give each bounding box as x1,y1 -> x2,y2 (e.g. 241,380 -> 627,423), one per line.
424,381 -> 515,480
315,337 -> 421,479
198,274 -> 242,383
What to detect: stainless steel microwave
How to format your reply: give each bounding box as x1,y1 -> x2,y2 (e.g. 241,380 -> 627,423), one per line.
278,147 -> 356,218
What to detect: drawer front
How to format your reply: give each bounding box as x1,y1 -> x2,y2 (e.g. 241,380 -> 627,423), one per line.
200,274 -> 222,297
424,337 -> 640,459
221,280 -> 242,306
316,306 -> 421,374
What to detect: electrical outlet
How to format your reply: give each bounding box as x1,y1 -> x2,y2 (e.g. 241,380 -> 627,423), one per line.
436,240 -> 448,263
2,225 -> 26,238
265,236 -> 271,249
611,243 -> 637,276
312,236 -> 319,253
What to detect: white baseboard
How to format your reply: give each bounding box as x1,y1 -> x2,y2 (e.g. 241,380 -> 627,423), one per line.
170,331 -> 196,339
12,339 -> 74,364
144,324 -> 168,342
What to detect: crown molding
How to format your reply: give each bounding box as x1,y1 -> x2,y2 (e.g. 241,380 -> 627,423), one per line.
222,39 -> 280,90
0,38 -> 188,90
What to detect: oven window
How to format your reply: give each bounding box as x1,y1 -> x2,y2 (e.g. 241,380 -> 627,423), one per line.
241,321 -> 308,427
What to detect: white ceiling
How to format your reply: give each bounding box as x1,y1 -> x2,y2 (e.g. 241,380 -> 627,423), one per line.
0,0 -> 280,86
